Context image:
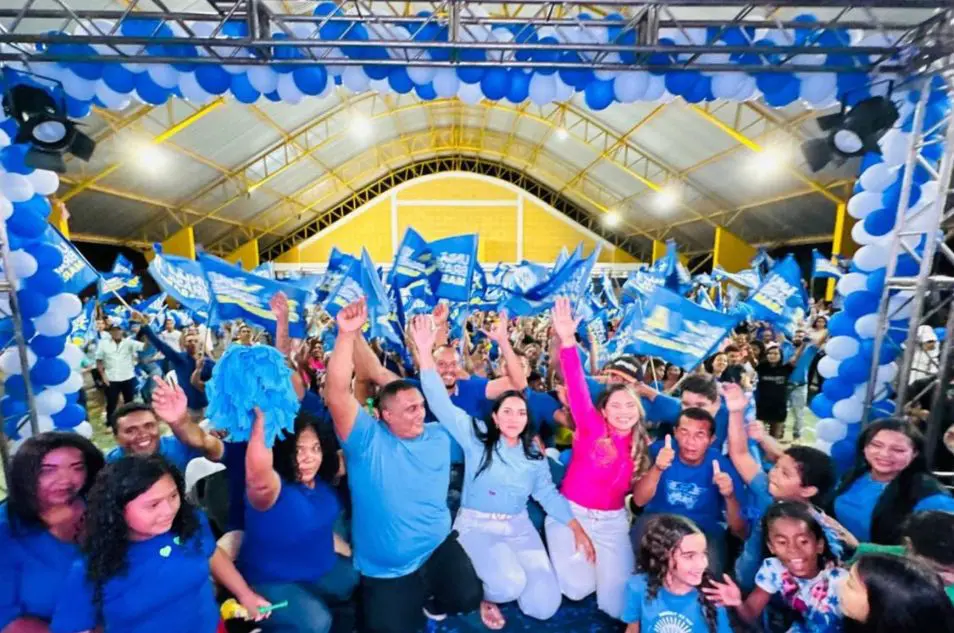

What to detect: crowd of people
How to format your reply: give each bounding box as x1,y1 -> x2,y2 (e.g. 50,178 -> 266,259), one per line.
3,287 -> 954,633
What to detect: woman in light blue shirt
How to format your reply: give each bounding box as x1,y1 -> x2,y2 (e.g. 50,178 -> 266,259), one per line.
411,316 -> 594,628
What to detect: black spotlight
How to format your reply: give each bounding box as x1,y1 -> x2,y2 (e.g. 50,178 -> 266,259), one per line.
801,96 -> 899,172
1,81 -> 96,173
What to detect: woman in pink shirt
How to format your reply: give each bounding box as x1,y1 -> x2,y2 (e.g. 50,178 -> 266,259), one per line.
544,298 -> 651,620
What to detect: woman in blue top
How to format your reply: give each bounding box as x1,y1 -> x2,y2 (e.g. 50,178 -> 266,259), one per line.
833,418 -> 954,544
237,408 -> 358,633
410,316 -> 594,629
51,456 -> 269,633
1,432 -> 104,633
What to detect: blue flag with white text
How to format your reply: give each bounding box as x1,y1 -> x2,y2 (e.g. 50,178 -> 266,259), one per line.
148,245 -> 212,315
431,234 -> 478,302
45,227 -> 98,295
811,249 -> 842,280
742,254 -> 809,339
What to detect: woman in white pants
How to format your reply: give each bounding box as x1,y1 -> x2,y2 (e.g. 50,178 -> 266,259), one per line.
545,299 -> 652,620
411,316 -> 595,628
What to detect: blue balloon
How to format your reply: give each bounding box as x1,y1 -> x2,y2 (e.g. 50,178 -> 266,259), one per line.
791,14 -> 819,45
838,355 -> 870,384
1,397 -> 27,419
844,291 -> 880,317
665,70 -> 699,97
387,67 -> 414,95
683,76 -> 713,104
17,289 -> 48,319
25,269 -> 65,297
821,378 -> 853,401
558,52 -> 592,88
31,358 -> 71,386
195,65 -> 231,95
292,66 -> 328,96
837,72 -> 869,106
881,180 -> 920,211
1,144 -> 32,175
414,83 -> 437,101
859,339 -> 899,364
584,78 -> 615,111
763,75 -> 799,107
870,399 -> 894,419
68,45 -> 104,81
865,268 -> 887,294
810,393 -> 834,419
863,208 -> 895,237
272,33 -> 305,73
532,36 -> 560,75
506,69 -> 531,103
264,90 -> 281,102
31,334 -> 67,358
65,95 -> 92,118
341,24 -> 371,61
827,312 -> 855,337
830,438 -> 856,475
457,48 -> 485,84
7,209 -> 47,240
18,195 -> 52,219
363,63 -> 390,81
859,152 -> 883,172
133,73 -> 171,105
230,73 -> 261,104
4,375 -> 27,399
0,118 -> 18,140
896,254 -> 919,276
512,27 -> 539,64
52,404 -> 86,429
313,1 -> 340,16
479,68 -> 510,101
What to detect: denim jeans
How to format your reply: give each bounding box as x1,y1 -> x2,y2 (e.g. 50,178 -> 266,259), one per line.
253,555 -> 359,633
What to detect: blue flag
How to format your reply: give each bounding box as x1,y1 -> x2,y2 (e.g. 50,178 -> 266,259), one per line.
618,287 -> 741,370
97,272 -> 142,300
504,245 -> 599,316
502,261 -> 551,295
651,240 -> 692,294
622,269 -> 665,303
742,254 -> 809,339
694,286 -> 717,311
751,248 -> 776,275
811,249 -> 843,280
111,254 -> 135,276
359,249 -> 402,346
252,262 -> 275,279
431,234 -> 478,302
46,227 -> 98,295
713,266 -> 760,290
316,248 -> 358,307
323,255 -> 363,318
69,300 -> 97,346
132,293 -> 167,324
199,253 -> 309,338
388,228 -> 437,319
148,245 -> 212,314
601,272 -> 620,310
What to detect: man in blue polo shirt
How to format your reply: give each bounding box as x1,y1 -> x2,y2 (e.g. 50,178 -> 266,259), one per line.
787,328 -> 817,441
326,299 -> 483,633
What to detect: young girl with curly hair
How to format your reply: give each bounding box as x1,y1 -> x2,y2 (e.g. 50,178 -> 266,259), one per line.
50,455 -> 269,633
622,514 -> 732,633
546,298 -> 653,620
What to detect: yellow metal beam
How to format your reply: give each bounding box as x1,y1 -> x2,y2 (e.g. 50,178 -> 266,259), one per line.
61,98 -> 225,202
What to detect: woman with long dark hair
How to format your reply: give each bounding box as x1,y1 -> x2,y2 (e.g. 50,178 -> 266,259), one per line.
1,432 -> 104,633
833,418 -> 954,544
839,554 -> 954,633
236,410 -> 357,633
411,315 -> 593,629
50,455 -> 269,633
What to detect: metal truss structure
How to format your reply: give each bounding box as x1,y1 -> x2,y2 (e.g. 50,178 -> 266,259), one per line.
0,1 -> 951,75
863,77 -> 954,471
59,90 -> 849,258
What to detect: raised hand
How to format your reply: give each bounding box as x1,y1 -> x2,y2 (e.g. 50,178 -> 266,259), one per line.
551,298 -> 581,348
702,574 -> 742,607
721,382 -> 748,414
746,420 -> 765,442
336,298 -> 367,334
245,407 -> 273,474
481,309 -> 510,345
269,292 -> 289,320
151,376 -> 188,427
409,314 -> 438,360
432,302 -> 449,326
655,435 -> 676,471
712,460 -> 734,497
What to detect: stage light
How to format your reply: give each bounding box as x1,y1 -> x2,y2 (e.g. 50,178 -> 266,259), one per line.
1,78 -> 95,173
754,145 -> 788,176
555,127 -> 568,141
655,185 -> 679,210
137,143 -> 166,169
604,210 -> 620,227
350,115 -> 372,140
801,96 -> 899,172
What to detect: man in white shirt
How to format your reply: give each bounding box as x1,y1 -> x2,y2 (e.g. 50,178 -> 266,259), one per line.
96,324 -> 146,426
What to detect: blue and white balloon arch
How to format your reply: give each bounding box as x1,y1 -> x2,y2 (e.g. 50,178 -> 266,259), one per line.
0,4 -> 949,463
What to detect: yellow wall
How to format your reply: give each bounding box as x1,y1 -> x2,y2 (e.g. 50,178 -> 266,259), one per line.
226,239 -> 260,270
162,226 -> 196,260
651,239 -> 689,266
292,174 -> 639,265
712,227 -> 756,273
50,200 -> 70,239
827,202 -> 857,300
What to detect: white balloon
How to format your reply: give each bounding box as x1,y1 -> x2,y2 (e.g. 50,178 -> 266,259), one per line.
879,128 -> 911,166
0,172 -> 34,202
457,81 -> 483,105
813,439 -> 833,455
276,72 -> 304,104
8,250 -> 38,279
846,192 -> 883,220
368,78 -> 390,94
49,293 -> 83,318
247,65 -> 279,94
342,66 -> 370,93
851,221 -> 880,246
528,73 -> 556,106
825,335 -> 861,361
35,389 -> 67,416
854,244 -> 890,272
26,169 -> 60,196
712,72 -> 745,99
799,72 -> 837,106
179,72 -> 213,104
407,66 -> 436,86
817,355 -> 841,379
643,74 -> 667,101
833,396 -> 864,423
94,81 -> 131,110
917,180 -> 939,205
433,68 -> 459,98
73,421 -> 93,438
47,370 -> 84,394
59,343 -> 84,370
147,64 -> 180,89
0,196 -> 10,220
887,291 -> 914,319
0,129 -> 9,149
859,163 -> 898,193
854,314 -> 880,339
876,362 -> 898,383
614,71 -> 649,104
36,415 -> 55,434
34,312 -> 71,337
815,417 -> 848,443
836,272 -> 869,296
853,382 -> 888,402
0,347 -> 37,374
61,71 -> 97,101
553,75 -> 574,102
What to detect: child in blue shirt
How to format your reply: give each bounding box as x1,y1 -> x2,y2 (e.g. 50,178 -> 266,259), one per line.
51,455 -> 269,633
622,514 -> 733,633
1,432 -> 104,632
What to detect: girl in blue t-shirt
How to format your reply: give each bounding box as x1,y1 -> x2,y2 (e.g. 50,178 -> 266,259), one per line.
51,455 -> 270,633
706,501 -> 846,633
1,432 -> 105,633
833,418 -> 954,545
621,514 -> 733,633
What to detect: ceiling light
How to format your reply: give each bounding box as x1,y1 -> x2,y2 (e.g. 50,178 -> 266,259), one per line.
350,115 -> 372,140
138,143 -> 165,168
801,96 -> 899,172
756,145 -> 788,175
604,210 -> 620,227
555,127 -> 568,141
655,185 -> 679,210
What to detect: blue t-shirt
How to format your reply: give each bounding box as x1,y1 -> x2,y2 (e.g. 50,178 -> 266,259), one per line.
834,473 -> 954,542
735,472 -> 775,591
0,507 -> 81,629
341,409 -> 451,579
525,389 -> 561,433
105,436 -> 202,473
643,442 -> 741,533
238,480 -> 340,585
791,344 -> 818,385
621,573 -> 733,632
51,514 -> 218,633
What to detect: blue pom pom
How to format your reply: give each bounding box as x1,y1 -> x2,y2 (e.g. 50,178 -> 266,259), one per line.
206,345 -> 299,447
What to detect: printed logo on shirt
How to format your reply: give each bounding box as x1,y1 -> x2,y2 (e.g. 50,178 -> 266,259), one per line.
652,611 -> 694,633
666,481 -> 703,510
